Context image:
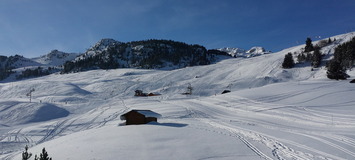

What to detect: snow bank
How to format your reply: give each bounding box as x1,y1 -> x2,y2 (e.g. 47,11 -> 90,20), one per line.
12,122 -> 259,160
0,102 -> 69,125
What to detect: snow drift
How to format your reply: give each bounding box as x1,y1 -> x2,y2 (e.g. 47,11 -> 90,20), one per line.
0,102 -> 69,125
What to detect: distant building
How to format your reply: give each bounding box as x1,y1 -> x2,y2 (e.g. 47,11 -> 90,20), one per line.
120,110 -> 162,125
135,90 -> 146,96
221,90 -> 231,94
135,90 -> 161,97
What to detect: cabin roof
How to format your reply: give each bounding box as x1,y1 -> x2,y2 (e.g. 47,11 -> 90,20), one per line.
120,110 -> 162,120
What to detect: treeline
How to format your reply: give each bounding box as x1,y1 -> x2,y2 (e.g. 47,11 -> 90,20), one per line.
62,39 -> 223,73
282,36 -> 355,80
16,67 -> 57,80
327,37 -> 355,79
0,55 -> 24,80
0,68 -> 14,80
282,37 -> 331,69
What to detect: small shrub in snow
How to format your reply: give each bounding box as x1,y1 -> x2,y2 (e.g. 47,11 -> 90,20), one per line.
22,145 -> 32,160
34,148 -> 52,160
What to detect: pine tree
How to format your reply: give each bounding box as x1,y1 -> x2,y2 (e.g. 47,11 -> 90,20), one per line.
312,47 -> 322,68
34,148 -> 52,160
305,37 -> 314,52
282,53 -> 295,68
327,60 -> 348,80
22,145 -> 32,160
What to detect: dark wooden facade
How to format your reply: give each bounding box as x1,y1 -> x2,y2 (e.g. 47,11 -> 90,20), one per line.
120,110 -> 160,125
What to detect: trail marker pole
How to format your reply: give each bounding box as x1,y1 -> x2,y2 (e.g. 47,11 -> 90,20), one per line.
26,88 -> 35,103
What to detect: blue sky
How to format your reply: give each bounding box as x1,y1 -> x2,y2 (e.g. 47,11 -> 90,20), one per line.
1,0 -> 355,57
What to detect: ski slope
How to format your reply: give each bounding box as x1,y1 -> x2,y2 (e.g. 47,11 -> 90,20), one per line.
1,32 -> 355,160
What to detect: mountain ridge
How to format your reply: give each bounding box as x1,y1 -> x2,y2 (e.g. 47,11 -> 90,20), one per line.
1,31 -> 355,82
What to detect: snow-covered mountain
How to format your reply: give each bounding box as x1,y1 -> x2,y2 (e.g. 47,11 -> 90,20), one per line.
63,39 -> 219,73
0,55 -> 41,69
1,40 -> 270,81
75,38 -> 123,60
218,46 -> 272,58
0,50 -> 78,81
32,50 -> 79,66
0,32 -> 355,160
1,50 -> 78,69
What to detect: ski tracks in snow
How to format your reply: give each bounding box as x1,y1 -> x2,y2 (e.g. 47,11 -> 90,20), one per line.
0,128 -> 33,144
292,131 -> 355,159
37,119 -> 71,144
164,97 -> 355,160
164,100 -> 273,160
1,99 -> 129,158
203,120 -> 274,160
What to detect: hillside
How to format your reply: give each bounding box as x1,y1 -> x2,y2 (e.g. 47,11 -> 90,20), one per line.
0,38 -> 275,82
32,50 -> 79,66
0,39 -> 234,81
0,32 -> 355,160
62,39 -> 222,73
0,51 -> 78,82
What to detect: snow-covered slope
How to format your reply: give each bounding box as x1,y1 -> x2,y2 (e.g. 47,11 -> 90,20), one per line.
76,38 -> 122,60
32,50 -> 79,66
0,55 -> 42,69
0,50 -> 78,82
0,50 -> 78,69
1,32 -> 355,160
218,46 -> 272,58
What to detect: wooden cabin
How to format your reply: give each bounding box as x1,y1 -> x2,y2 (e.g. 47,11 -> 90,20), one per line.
120,110 -> 162,125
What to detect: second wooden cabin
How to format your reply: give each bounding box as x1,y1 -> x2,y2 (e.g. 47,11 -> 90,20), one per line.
120,110 -> 162,125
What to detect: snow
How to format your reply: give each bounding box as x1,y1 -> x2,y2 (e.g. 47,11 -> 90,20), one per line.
0,101 -> 69,125
136,110 -> 162,118
218,46 -> 271,58
31,50 -> 79,66
75,38 -> 122,60
1,32 -> 355,160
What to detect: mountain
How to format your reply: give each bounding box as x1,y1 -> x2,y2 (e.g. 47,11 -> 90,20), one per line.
0,55 -> 41,81
86,38 -> 123,55
62,39 -> 221,73
0,55 -> 41,69
218,46 -> 272,58
0,50 -> 78,81
32,49 -> 79,66
0,39 -> 271,80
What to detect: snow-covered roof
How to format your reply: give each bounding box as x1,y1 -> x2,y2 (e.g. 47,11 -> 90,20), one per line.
120,110 -> 162,120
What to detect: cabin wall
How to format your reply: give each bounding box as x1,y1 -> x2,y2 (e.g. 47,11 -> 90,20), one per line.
145,117 -> 157,123
125,112 -> 146,125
